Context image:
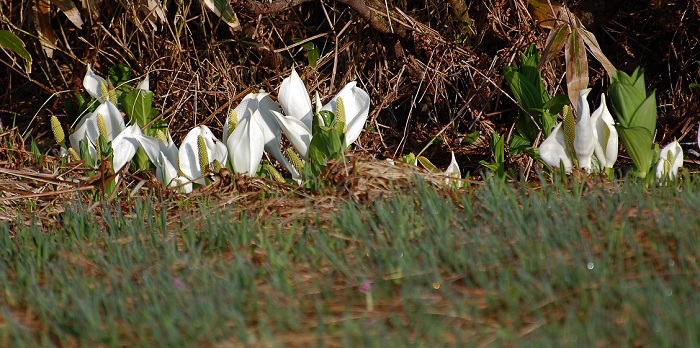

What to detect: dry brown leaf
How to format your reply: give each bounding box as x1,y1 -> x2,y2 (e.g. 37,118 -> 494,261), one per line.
33,0 -> 58,58
539,22 -> 569,69
578,28 -> 617,80
53,0 -> 84,29
565,26 -> 588,112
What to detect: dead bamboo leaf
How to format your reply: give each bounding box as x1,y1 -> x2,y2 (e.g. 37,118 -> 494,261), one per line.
201,0 -> 241,30
539,22 -> 569,69
579,28 -> 617,80
34,0 -> 58,58
527,0 -> 565,29
565,27 -> 588,112
53,0 -> 84,29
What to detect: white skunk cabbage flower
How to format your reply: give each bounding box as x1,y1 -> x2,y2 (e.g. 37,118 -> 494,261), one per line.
139,132 -> 192,193
444,151 -> 461,186
83,64 -> 110,103
274,67 -> 371,159
223,92 -> 297,177
226,113 -> 266,176
574,89 -> 595,171
590,94 -> 618,169
68,101 -> 126,163
539,122 -> 574,173
656,140 -> 683,181
179,125 -> 228,185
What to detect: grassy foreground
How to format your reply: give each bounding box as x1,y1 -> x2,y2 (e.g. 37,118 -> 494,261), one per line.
1,177 -> 699,347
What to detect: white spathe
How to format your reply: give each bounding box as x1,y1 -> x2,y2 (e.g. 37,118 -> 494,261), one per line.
223,92 -> 297,177
139,133 -> 192,193
539,122 -> 573,173
179,125 -> 228,185
68,101 -> 126,165
136,74 -> 149,91
319,81 -> 371,148
444,151 -> 461,186
111,124 -> 143,173
83,64 -> 109,103
274,69 -> 371,160
656,140 -> 683,181
574,89 -> 595,171
271,110 -> 313,159
278,67 -> 314,129
227,115 -> 266,176
590,94 -> 618,169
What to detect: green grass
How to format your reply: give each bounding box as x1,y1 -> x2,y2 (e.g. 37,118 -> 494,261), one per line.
1,176 -> 700,346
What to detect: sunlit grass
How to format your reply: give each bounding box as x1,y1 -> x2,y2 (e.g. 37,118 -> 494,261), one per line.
1,176 -> 699,346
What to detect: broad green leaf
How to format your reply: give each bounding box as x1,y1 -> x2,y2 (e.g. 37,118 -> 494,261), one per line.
301,41 -> 320,68
520,45 -> 543,87
543,94 -> 570,115
202,0 -> 241,30
504,70 -> 547,110
308,137 -> 326,176
630,91 -> 657,133
508,134 -> 531,155
515,113 -> 539,143
123,89 -> 155,128
541,111 -> 559,138
461,131 -> 480,145
616,126 -> 654,177
609,83 -> 645,127
0,30 -> 32,73
632,68 -> 646,92
401,153 -> 417,165
491,132 -> 505,165
326,123 -> 344,158
108,64 -> 132,88
133,147 -> 151,170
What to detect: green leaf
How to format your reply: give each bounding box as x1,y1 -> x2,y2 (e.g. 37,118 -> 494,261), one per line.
417,156 -> 438,172
461,131 -> 480,145
108,64 -> 132,88
520,45 -> 543,87
509,134 -> 531,155
609,83 -> 645,127
133,148 -> 151,171
401,153 -> 417,165
630,91 -> 657,134
79,140 -> 95,168
0,30 -> 32,73
504,69 -> 548,110
301,41 -> 320,68
543,94 -> 570,115
491,132 -> 505,165
326,123 -> 345,159
123,89 -> 155,128
308,136 -> 327,176
616,126 -> 654,177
